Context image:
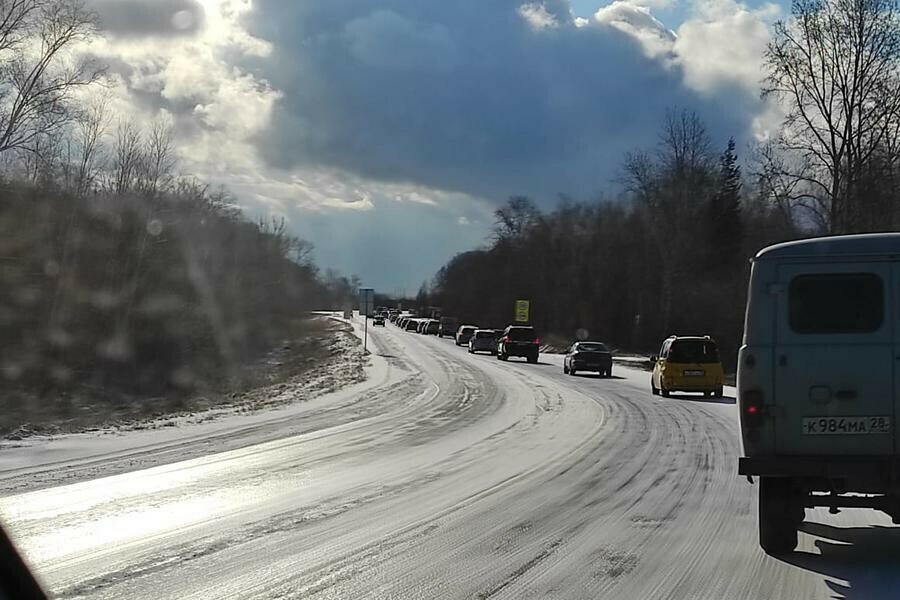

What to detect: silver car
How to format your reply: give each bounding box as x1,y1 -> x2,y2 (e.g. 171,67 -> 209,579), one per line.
468,329 -> 498,354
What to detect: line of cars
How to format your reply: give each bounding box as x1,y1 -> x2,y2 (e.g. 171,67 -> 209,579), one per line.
384,312 -> 617,376
380,312 -> 725,390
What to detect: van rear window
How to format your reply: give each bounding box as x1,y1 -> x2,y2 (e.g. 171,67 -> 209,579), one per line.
789,274 -> 883,334
668,341 -> 718,363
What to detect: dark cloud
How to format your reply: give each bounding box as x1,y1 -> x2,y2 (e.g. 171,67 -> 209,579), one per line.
90,0 -> 205,37
243,0 -> 760,204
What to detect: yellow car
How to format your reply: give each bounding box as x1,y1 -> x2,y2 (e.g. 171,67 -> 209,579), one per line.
651,335 -> 724,398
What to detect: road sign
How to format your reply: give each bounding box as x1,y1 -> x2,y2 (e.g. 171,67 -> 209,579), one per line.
515,299 -> 530,323
359,288 -> 375,316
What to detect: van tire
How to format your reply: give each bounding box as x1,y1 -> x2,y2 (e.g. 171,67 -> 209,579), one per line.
651,378 -> 659,396
563,363 -> 569,374
714,386 -> 724,398
758,477 -> 799,555
661,383 -> 671,398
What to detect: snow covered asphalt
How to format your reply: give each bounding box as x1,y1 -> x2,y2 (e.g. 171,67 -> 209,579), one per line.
2,316 -> 899,599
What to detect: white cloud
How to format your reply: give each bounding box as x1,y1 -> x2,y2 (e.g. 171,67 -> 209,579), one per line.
593,0 -> 777,99
673,0 -> 779,95
519,3 -> 562,29
593,2 -> 676,59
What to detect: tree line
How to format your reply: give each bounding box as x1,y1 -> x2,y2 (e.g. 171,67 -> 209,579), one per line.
424,116 -> 792,367
0,1 -> 357,432
423,0 -> 900,368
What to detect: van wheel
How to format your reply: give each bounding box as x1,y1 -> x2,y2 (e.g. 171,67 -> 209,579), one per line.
570,367 -> 577,376
759,477 -> 799,555
651,378 -> 659,396
661,383 -> 671,398
563,363 -> 569,374
714,386 -> 724,398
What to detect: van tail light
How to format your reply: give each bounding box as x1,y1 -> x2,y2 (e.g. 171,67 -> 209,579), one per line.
742,389 -> 765,429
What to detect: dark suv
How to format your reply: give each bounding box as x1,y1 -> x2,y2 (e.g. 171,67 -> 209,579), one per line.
497,326 -> 539,363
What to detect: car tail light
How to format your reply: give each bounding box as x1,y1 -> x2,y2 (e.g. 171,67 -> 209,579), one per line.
742,389 -> 765,429
534,338 -> 541,345
502,336 -> 510,343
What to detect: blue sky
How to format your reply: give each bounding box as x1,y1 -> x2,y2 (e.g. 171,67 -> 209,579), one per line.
93,0 -> 786,293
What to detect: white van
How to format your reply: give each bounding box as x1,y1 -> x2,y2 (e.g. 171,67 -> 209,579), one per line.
738,233 -> 900,554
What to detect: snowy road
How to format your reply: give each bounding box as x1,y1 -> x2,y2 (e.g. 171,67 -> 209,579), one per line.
3,318 -> 900,599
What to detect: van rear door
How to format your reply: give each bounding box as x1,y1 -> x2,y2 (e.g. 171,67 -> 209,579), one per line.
773,262 -> 893,455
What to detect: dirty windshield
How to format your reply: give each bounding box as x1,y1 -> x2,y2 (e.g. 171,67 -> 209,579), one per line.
1,0 -> 899,598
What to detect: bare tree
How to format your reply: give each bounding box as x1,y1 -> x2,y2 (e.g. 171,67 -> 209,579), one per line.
69,90 -> 109,195
492,196 -> 540,242
658,108 -> 713,178
0,1 -> 40,56
749,140 -> 828,231
137,115 -> 176,197
111,118 -> 142,194
0,0 -> 105,155
764,0 -> 900,232
18,127 -> 64,182
622,109 -> 716,333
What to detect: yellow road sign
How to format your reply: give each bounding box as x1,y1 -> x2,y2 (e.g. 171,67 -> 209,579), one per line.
515,300 -> 530,323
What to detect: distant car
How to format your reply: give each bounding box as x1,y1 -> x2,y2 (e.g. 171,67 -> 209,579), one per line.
455,325 -> 477,346
468,329 -> 498,354
416,319 -> 427,333
564,341 -> 613,377
404,319 -> 419,331
497,325 -> 539,363
438,317 -> 458,338
650,335 -> 723,398
373,315 -> 385,326
424,319 -> 440,335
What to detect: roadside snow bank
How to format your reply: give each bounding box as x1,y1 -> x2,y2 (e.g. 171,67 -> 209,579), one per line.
0,314 -> 379,493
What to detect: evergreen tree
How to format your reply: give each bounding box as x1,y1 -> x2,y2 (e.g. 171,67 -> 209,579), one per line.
708,137 -> 743,271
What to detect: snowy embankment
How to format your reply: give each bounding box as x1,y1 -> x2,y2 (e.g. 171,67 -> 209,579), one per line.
0,314 -> 379,494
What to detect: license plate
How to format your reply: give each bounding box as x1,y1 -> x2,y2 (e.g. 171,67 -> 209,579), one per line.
683,370 -> 704,376
802,416 -> 892,435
